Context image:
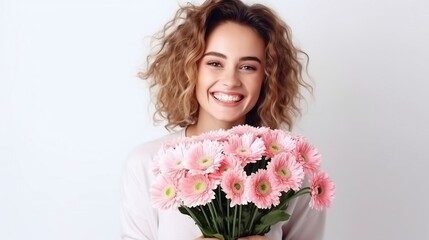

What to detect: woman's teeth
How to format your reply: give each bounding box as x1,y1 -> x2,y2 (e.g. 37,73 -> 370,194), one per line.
213,93 -> 242,102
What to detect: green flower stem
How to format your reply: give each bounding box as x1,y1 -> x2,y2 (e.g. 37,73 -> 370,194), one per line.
227,199 -> 231,237
248,205 -> 260,233
238,205 -> 242,236
287,187 -> 311,202
218,187 -> 223,215
274,188 -> 311,212
208,202 -> 221,233
199,206 -> 211,229
232,205 -> 238,238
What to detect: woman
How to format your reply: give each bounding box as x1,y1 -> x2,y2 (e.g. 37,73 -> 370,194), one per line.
121,0 -> 325,239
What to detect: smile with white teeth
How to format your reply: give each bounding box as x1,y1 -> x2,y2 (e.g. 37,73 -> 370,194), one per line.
212,92 -> 243,103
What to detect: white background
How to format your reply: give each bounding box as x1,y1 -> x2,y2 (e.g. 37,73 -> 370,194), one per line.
1,0 -> 428,239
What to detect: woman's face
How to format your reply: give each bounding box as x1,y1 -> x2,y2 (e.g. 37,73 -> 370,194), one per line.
195,21 -> 266,130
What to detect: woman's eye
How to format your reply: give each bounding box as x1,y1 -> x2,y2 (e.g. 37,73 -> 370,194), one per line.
207,61 -> 221,67
240,65 -> 256,71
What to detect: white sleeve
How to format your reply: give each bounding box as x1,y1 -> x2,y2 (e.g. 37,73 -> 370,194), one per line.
281,193 -> 326,240
120,146 -> 158,240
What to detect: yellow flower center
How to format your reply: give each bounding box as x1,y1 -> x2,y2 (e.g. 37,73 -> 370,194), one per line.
164,186 -> 176,199
257,181 -> 271,195
198,156 -> 213,168
237,147 -> 250,154
175,160 -> 182,169
270,144 -> 281,153
194,181 -> 206,193
278,168 -> 290,179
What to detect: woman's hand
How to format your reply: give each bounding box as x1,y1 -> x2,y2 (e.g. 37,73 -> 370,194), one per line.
194,236 -> 268,240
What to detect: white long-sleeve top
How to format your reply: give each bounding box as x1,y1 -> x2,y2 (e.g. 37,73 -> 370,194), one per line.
120,129 -> 326,240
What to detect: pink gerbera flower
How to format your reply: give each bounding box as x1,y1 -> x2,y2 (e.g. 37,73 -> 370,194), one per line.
229,124 -> 258,135
246,169 -> 281,209
295,136 -> 321,174
210,156 -> 242,180
261,129 -> 295,157
221,168 -> 248,207
191,129 -> 230,143
229,124 -> 272,138
223,133 -> 266,164
184,140 -> 224,175
267,152 -> 304,191
178,174 -> 217,207
157,143 -> 187,174
309,171 -> 335,210
150,176 -> 180,210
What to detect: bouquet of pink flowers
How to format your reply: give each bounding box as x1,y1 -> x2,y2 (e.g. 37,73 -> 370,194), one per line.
150,125 -> 334,240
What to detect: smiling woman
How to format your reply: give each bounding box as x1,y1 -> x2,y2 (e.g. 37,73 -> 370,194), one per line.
120,0 -> 324,239
192,22 -> 266,135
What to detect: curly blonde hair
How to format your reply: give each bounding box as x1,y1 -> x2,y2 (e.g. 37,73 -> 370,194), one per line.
140,0 -> 311,131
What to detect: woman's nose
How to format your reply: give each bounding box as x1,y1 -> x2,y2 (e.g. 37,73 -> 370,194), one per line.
220,68 -> 241,87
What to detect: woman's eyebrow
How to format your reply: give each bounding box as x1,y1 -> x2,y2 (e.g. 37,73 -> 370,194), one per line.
239,56 -> 261,64
203,51 -> 227,59
203,51 -> 261,64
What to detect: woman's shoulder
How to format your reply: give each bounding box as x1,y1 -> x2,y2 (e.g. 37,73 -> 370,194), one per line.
124,129 -> 185,169
137,128 -> 184,151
